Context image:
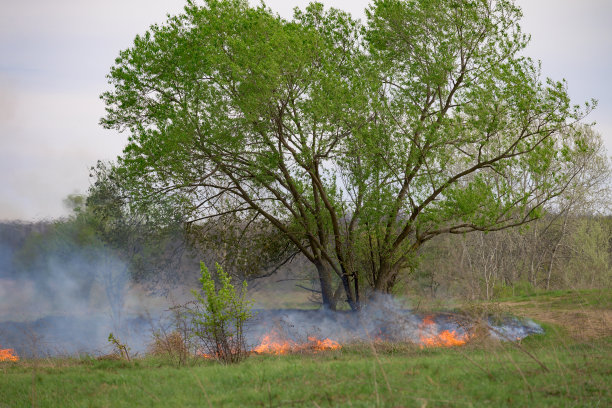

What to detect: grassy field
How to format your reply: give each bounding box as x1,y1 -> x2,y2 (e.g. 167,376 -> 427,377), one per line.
1,290 -> 611,407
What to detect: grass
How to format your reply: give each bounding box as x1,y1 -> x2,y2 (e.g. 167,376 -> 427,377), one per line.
495,288 -> 612,310
493,288 -> 612,342
1,289 -> 611,407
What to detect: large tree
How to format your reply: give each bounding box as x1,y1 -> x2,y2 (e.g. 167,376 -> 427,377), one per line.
101,0 -> 597,310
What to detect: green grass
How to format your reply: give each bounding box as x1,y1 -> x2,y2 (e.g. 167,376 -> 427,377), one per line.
2,337 -> 611,407
495,288 -> 612,310
1,289 -> 611,407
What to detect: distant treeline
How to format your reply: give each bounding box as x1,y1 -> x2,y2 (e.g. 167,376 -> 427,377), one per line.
0,220 -> 198,288
1,212 -> 610,304
410,215 -> 612,300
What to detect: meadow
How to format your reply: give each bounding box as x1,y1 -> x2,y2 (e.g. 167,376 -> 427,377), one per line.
1,290 -> 611,407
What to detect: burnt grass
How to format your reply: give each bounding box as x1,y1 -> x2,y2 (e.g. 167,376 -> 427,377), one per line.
1,289 -> 611,407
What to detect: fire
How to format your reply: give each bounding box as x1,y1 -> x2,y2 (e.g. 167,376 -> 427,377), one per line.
306,336 -> 341,352
196,350 -> 215,359
0,346 -> 19,362
196,315 -> 471,359
253,333 -> 296,355
253,331 -> 341,355
195,332 -> 341,358
418,315 -> 470,348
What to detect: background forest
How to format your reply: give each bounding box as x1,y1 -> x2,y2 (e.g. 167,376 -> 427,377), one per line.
2,181 -> 610,312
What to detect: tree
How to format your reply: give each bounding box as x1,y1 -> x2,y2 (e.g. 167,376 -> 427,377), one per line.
101,0 -> 598,310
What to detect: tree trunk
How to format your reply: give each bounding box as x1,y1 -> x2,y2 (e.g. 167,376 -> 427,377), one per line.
340,271 -> 359,311
374,261 -> 399,293
315,261 -> 337,310
353,273 -> 360,309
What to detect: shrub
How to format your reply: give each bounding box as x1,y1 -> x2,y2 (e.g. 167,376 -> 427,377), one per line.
147,304 -> 196,367
148,330 -> 189,364
189,262 -> 253,363
107,332 -> 131,362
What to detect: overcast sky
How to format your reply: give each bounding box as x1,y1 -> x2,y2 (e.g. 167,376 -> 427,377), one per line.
1,0 -> 611,221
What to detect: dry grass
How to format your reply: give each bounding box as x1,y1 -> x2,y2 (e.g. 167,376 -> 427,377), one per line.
499,290 -> 612,341
96,353 -> 123,361
147,331 -> 188,357
517,309 -> 611,340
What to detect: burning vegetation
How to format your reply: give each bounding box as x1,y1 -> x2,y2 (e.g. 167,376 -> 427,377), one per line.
0,295 -> 543,361
247,314 -> 473,356
195,320 -> 473,360
418,315 -> 471,348
252,331 -> 341,355
196,331 -> 341,359
0,345 -> 19,362
197,313 -> 477,360
0,263 -> 542,363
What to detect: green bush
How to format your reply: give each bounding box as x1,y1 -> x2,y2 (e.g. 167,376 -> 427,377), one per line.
189,262 -> 253,364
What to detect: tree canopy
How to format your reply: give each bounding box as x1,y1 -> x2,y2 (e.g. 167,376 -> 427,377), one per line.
101,0 -> 601,310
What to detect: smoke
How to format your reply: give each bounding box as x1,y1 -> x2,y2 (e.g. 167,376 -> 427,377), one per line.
0,224 -> 186,357
0,223 -> 543,358
247,294 -> 418,346
246,294 -> 543,348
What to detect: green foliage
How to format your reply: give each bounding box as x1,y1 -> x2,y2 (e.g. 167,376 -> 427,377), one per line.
101,0 -> 603,308
190,262 -> 253,363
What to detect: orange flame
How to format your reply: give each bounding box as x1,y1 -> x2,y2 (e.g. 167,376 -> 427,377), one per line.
253,331 -> 341,355
253,333 -> 296,355
195,350 -> 215,359
195,332 -> 341,358
306,336 -> 341,352
418,315 -> 470,348
0,346 -> 19,362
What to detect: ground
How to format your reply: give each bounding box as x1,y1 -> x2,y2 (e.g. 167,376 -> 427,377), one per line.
500,289 -> 612,341
1,289 -> 611,407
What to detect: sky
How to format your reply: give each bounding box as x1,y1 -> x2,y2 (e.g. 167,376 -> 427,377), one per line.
1,0 -> 611,221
